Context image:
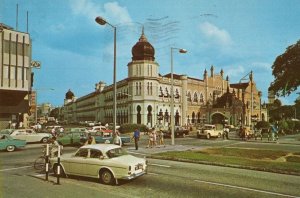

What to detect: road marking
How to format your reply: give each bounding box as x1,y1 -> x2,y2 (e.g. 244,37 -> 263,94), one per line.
0,166 -> 32,172
150,163 -> 171,168
194,179 -> 299,198
127,151 -> 147,156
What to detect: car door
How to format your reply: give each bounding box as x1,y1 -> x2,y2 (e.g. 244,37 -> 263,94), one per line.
67,148 -> 89,175
25,129 -> 39,142
0,135 -> 8,150
14,130 -> 27,142
84,149 -> 103,177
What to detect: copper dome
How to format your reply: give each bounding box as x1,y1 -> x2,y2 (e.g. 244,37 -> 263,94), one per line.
131,28 -> 155,61
65,89 -> 74,100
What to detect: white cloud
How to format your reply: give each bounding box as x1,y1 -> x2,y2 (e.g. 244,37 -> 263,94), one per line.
224,65 -> 245,80
199,22 -> 232,47
251,62 -> 272,71
70,0 -> 132,24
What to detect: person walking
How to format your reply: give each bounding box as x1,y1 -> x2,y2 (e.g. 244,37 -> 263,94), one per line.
84,133 -> 96,145
146,131 -> 154,148
158,130 -> 165,148
132,129 -> 140,150
114,131 -> 122,146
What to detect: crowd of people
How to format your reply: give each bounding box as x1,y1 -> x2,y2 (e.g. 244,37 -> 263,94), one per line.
146,127 -> 165,148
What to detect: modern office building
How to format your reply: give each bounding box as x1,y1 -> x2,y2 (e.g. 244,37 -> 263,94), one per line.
63,30 -> 267,128
0,23 -> 32,129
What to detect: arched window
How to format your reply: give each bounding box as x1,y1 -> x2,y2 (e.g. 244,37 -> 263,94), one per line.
193,92 -> 198,102
137,105 -> 141,124
200,93 -> 204,103
187,92 -> 191,102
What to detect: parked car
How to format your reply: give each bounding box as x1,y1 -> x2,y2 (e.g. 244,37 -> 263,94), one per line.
197,124 -> 222,139
162,126 -> 189,138
0,134 -> 26,152
92,131 -> 131,145
57,132 -> 87,146
0,129 -> 15,135
87,126 -> 112,133
50,144 -> 147,185
10,129 -> 51,143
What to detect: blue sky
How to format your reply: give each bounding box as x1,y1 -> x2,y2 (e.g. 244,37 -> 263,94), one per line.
1,0 -> 300,106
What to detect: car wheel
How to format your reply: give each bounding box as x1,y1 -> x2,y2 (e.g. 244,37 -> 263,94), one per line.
41,137 -> 49,143
100,169 -> 115,185
206,134 -> 211,139
53,164 -> 66,177
6,145 -> 15,152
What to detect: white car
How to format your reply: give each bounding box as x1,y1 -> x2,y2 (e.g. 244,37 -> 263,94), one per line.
10,129 -> 51,143
50,144 -> 147,185
197,124 -> 222,139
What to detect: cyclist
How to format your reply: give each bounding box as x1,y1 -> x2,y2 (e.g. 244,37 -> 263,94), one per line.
49,136 -> 62,157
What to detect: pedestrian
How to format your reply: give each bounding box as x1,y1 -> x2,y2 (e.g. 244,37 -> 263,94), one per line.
59,127 -> 64,134
132,129 -> 140,150
51,128 -> 57,137
146,131 -> 154,148
114,131 -> 122,146
84,133 -> 96,145
152,127 -> 157,147
158,130 -> 165,148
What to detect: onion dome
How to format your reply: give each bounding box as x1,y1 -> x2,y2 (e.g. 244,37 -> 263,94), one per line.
131,27 -> 155,61
65,89 -> 74,100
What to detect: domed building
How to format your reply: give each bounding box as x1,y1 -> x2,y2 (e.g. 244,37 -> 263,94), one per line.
63,29 -> 267,128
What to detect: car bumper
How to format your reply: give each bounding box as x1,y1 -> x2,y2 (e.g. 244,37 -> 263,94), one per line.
121,171 -> 146,180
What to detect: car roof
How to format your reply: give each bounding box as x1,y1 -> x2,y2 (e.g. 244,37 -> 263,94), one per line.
80,144 -> 121,152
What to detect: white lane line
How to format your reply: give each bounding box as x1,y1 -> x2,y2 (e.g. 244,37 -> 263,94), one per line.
150,163 -> 171,168
127,151 -> 147,156
194,179 -> 299,198
0,166 -> 32,172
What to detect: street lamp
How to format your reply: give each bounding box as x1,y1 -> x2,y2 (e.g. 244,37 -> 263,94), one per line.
95,16 -> 117,134
170,47 -> 187,145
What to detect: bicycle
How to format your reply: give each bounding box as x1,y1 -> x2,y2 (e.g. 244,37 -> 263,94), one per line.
33,144 -> 63,172
34,145 -> 48,172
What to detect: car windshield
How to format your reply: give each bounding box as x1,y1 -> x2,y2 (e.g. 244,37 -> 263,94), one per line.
204,125 -> 214,130
106,148 -> 127,158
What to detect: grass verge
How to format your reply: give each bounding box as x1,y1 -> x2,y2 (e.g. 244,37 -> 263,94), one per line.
151,148 -> 300,175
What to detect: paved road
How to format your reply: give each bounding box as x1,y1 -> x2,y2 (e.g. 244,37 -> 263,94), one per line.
1,135 -> 300,198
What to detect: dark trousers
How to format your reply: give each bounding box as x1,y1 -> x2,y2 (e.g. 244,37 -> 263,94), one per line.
134,138 -> 139,150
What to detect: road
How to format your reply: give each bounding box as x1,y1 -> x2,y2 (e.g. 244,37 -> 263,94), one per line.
1,137 -> 300,198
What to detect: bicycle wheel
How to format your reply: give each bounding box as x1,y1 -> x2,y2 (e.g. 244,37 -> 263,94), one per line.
34,156 -> 45,171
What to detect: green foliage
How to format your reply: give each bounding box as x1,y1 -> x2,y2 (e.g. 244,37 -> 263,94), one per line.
119,123 -> 149,134
255,121 -> 270,129
269,40 -> 300,96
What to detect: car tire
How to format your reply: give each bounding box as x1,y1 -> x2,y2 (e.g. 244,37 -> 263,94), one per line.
6,145 -> 15,152
41,137 -> 48,143
100,169 -> 115,185
53,164 -> 66,177
206,134 -> 211,139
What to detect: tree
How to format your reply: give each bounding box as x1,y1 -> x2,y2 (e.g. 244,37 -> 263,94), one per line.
269,40 -> 300,96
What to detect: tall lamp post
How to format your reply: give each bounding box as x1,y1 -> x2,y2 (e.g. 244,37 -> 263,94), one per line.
170,47 -> 187,145
95,16 -> 117,134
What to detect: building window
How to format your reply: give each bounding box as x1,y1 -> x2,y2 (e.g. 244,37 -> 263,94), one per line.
200,93 -> 204,103
150,82 -> 153,95
187,92 -> 191,102
193,92 -> 198,102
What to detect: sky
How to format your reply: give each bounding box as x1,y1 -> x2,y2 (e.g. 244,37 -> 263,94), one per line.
1,0 -> 300,107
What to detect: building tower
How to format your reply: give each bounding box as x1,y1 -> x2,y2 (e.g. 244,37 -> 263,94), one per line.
127,28 -> 159,126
